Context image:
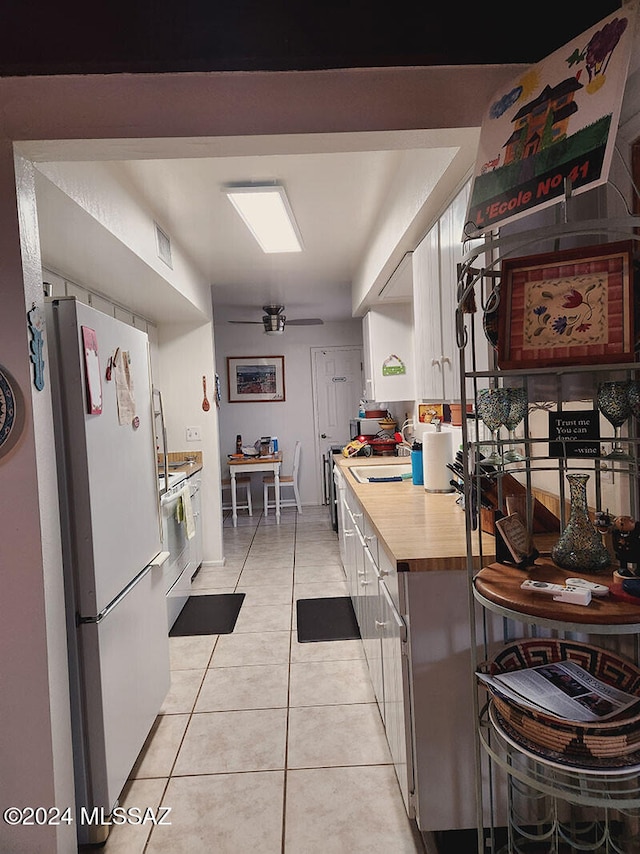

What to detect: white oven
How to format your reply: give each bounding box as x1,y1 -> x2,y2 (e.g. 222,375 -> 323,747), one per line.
160,476 -> 191,629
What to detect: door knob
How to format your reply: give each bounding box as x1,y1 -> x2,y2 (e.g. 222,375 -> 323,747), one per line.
321,433 -> 327,438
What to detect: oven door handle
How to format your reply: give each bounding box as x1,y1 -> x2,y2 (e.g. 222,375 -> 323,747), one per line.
161,487 -> 186,511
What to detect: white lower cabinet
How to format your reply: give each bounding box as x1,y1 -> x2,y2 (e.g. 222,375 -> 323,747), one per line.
338,476 -> 502,833
379,578 -> 411,811
188,473 -> 203,577
339,484 -> 412,814
361,543 -> 384,714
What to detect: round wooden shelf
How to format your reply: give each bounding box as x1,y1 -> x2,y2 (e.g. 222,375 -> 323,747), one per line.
474,557 -> 640,630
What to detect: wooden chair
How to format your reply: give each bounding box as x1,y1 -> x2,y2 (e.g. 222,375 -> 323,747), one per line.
263,440 -> 302,514
221,475 -> 253,515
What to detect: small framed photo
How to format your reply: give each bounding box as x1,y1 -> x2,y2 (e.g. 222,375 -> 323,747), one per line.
227,356 -> 285,403
497,241 -> 634,370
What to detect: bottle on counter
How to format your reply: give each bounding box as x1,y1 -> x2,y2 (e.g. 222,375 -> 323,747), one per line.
272,436 -> 278,453
411,441 -> 424,486
235,434 -> 243,454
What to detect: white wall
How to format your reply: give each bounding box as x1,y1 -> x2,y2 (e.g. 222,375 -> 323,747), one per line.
0,153 -> 76,853
34,166 -> 208,325
158,321 -> 224,564
214,308 -> 362,507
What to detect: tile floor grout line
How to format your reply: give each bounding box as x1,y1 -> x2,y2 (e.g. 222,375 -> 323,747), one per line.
280,508 -> 298,853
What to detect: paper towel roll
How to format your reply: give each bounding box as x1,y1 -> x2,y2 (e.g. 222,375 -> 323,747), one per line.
422,429 -> 454,493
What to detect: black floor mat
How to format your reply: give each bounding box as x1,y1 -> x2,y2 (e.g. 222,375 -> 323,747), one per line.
169,593 -> 245,636
296,596 -> 360,643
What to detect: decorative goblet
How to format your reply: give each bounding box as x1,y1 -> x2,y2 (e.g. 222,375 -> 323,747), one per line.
476,388 -> 510,467
503,387 -> 528,462
628,380 -> 640,419
597,380 -> 633,460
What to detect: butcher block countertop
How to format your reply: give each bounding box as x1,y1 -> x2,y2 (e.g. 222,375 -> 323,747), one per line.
336,455 -> 495,572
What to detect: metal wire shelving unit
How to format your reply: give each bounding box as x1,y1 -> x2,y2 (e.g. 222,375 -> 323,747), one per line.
457,213 -> 640,853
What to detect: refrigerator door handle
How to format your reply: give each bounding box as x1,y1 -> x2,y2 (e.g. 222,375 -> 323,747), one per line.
78,554 -> 168,625
154,387 -> 169,496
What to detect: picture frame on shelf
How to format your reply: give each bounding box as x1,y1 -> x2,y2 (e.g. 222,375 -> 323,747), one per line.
497,241 -> 634,370
227,355 -> 285,403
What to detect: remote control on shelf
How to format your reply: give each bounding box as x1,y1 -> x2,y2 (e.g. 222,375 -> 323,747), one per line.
520,579 -> 592,606
564,578 -> 610,597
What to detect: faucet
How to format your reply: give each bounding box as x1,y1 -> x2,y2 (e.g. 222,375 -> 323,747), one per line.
396,418 -> 414,456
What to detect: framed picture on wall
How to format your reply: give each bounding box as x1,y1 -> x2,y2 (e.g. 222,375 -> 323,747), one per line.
227,356 -> 286,402
497,241 -> 634,370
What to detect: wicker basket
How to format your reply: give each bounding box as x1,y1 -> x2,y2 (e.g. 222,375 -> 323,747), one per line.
479,638 -> 640,760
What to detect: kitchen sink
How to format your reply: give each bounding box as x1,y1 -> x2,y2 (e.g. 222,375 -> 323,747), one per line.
350,463 -> 412,484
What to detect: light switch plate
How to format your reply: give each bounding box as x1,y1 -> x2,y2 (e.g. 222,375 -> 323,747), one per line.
186,426 -> 201,441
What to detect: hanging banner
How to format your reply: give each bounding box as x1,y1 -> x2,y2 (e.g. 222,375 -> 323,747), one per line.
465,6 -> 637,236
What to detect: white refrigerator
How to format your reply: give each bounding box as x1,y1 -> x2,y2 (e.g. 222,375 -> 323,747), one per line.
47,297 -> 170,845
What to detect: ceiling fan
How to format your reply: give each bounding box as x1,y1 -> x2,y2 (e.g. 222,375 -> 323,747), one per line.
228,305 -> 324,335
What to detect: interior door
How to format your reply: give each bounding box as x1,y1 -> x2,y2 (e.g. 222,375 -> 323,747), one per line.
311,346 -> 363,503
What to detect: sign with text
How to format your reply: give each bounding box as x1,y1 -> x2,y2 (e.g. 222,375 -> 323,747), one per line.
465,6 -> 636,235
548,410 -> 599,458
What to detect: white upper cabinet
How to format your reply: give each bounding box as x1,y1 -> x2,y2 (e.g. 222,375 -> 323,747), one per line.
362,303 -> 415,403
413,179 -> 488,402
413,221 -> 443,401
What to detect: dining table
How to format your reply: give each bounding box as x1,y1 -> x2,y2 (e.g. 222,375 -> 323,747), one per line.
227,452 -> 283,527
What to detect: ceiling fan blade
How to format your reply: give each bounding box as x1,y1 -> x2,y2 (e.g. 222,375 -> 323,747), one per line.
287,318 -> 324,326
227,320 -> 264,324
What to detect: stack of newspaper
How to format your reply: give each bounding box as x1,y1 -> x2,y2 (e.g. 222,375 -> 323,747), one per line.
478,660 -> 640,724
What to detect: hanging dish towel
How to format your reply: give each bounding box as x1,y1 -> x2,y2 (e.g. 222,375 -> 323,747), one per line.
175,485 -> 196,539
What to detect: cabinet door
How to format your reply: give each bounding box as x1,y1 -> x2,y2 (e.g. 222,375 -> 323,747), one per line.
189,478 -> 203,576
438,183 -> 469,401
363,305 -> 415,402
413,222 -> 443,400
362,545 -> 384,713
337,479 -> 349,569
342,505 -> 358,600
353,524 -> 368,638
414,179 -> 488,403
379,579 -> 412,814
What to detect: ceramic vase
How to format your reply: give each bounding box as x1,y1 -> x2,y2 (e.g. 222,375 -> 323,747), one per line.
551,474 -> 610,573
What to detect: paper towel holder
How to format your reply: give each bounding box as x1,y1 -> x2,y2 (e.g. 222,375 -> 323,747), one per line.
423,421 -> 455,494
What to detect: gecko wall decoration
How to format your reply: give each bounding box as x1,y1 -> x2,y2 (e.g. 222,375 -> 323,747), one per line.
27,303 -> 45,391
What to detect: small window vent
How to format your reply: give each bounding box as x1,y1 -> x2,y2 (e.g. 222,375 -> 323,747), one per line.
155,222 -> 173,269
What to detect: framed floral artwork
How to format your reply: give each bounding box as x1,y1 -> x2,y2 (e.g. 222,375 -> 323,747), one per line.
497,241 -> 635,370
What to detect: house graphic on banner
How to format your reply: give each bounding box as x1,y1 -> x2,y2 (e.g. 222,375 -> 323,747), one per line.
504,77 -> 583,165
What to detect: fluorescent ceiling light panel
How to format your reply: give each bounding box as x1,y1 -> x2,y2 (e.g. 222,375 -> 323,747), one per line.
224,183 -> 303,253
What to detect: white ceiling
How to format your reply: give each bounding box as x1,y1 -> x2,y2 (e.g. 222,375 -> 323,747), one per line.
32,128 -> 479,324
116,148 -> 408,323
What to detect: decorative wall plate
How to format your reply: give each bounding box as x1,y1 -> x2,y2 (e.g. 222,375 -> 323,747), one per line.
0,365 -> 25,459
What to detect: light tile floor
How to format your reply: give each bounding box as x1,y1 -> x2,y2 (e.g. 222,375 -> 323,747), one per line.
102,506 -> 427,854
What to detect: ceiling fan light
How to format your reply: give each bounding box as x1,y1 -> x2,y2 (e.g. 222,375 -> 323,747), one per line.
263,313 -> 286,334
223,183 -> 303,254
